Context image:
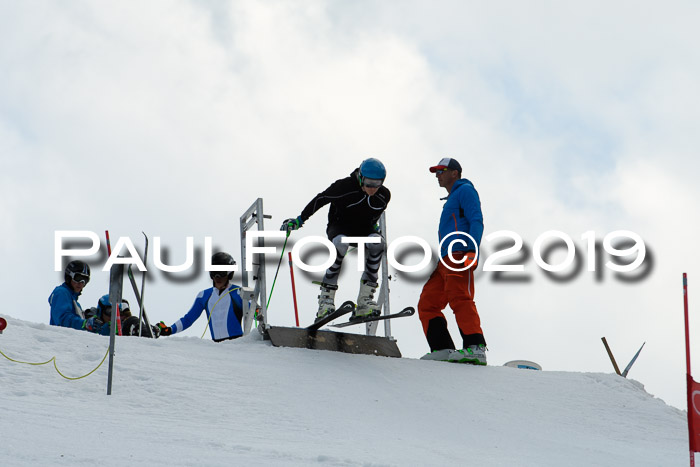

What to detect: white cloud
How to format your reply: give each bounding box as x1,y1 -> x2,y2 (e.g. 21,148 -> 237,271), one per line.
1,0 -> 698,409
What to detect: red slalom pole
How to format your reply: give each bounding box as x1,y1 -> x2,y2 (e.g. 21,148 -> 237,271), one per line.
105,230 -> 122,336
684,273 -> 698,467
685,273 -> 692,379
288,252 -> 299,327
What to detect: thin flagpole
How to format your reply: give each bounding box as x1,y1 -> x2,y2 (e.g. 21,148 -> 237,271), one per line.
685,273 -> 692,375
289,252 -> 299,327
684,273 -> 696,467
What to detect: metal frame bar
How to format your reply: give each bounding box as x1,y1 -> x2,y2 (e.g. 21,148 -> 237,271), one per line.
240,198 -> 270,332
366,212 -> 392,339
239,287 -> 257,335
107,263 -> 124,395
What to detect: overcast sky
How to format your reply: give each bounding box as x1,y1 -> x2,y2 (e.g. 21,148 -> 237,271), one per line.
2,1 -> 699,410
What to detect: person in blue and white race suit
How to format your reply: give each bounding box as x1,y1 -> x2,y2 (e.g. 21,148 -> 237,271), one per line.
49,260 -> 105,334
157,252 -> 244,342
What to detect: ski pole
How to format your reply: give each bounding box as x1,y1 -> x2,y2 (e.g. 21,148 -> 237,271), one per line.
266,231 -> 290,311
127,265 -> 154,338
105,230 -> 122,336
288,251 -> 299,327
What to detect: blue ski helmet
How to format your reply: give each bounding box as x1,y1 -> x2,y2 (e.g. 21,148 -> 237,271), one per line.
359,158 -> 386,183
98,294 -> 112,313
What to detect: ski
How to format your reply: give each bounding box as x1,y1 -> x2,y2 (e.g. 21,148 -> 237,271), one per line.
306,300 -> 355,331
138,232 -> 149,337
127,264 -> 156,338
621,342 -> 646,378
330,306 -> 415,328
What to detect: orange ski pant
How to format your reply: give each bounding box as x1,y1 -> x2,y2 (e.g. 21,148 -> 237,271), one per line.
417,252 -> 483,338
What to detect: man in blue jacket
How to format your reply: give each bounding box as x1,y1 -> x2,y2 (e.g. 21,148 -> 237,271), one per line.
418,158 -> 487,365
157,252 -> 244,342
49,260 -> 104,333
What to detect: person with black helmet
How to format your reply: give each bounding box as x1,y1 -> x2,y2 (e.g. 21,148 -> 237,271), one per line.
49,260 -> 104,333
156,252 -> 244,342
280,158 -> 391,323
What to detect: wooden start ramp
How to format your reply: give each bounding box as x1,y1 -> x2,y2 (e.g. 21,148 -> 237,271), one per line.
266,326 -> 402,358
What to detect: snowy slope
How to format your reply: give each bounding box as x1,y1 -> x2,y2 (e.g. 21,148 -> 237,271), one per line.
0,315 -> 690,467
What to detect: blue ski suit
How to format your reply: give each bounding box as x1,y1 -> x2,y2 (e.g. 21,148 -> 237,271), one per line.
170,284 -> 244,341
49,282 -> 87,330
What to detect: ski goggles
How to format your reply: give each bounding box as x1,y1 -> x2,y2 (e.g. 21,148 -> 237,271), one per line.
67,271 -> 90,284
362,177 -> 383,188
210,271 -> 232,280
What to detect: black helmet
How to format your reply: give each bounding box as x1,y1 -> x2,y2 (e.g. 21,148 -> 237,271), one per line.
210,252 -> 236,280
65,260 -> 90,285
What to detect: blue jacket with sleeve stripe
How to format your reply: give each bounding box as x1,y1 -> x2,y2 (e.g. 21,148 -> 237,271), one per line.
171,283 -> 244,341
49,282 -> 86,330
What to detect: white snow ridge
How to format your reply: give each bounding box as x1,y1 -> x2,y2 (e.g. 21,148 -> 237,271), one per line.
0,316 -> 689,466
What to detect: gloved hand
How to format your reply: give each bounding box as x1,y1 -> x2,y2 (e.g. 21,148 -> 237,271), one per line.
84,317 -> 104,333
464,251 -> 478,269
280,216 -> 303,232
445,250 -> 478,269
84,307 -> 99,319
157,321 -> 172,336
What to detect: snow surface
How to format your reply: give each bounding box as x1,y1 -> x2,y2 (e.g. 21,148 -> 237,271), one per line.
0,315 -> 691,466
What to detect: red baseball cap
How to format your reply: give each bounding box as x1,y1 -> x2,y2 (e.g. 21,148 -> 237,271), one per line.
429,157 -> 462,173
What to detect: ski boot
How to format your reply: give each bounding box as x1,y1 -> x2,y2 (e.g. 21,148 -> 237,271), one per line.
350,280 -> 381,322
315,282 -> 338,323
448,344 -> 487,365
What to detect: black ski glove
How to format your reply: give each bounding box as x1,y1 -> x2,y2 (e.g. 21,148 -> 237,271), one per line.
157,321 -> 172,336
84,317 -> 104,333
84,307 -> 99,319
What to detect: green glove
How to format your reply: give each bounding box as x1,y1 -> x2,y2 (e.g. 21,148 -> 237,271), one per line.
280,216 -> 303,232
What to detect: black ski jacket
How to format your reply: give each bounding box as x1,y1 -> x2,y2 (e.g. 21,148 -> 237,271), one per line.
299,168 -> 391,239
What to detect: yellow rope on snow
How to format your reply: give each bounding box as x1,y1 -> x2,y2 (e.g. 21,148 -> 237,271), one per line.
0,346 -> 110,381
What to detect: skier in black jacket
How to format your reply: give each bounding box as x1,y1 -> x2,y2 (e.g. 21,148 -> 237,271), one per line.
281,158 -> 391,322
